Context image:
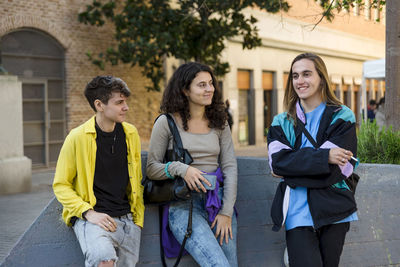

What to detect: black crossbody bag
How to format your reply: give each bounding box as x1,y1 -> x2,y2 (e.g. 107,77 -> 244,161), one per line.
143,114 -> 193,204
142,113 -> 193,267
297,119 -> 360,193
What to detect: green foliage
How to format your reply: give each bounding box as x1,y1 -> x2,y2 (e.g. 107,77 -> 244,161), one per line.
357,120 -> 400,164
319,0 -> 385,21
78,0 -> 385,91
78,0 -> 290,91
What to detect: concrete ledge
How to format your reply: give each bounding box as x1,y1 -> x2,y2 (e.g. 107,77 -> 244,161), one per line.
0,75 -> 32,195
2,157 -> 400,266
0,156 -> 32,194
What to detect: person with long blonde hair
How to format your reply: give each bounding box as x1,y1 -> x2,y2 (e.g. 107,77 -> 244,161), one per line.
268,53 -> 358,267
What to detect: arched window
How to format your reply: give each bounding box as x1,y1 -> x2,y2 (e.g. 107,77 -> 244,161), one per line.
1,28 -> 65,167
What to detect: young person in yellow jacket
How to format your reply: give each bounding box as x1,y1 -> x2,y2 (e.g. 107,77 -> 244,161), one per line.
53,76 -> 144,267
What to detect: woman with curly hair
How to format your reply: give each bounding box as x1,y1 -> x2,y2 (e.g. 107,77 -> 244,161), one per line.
146,62 -> 238,266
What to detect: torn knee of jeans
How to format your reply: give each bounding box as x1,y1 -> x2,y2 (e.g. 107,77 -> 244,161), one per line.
97,258 -> 116,266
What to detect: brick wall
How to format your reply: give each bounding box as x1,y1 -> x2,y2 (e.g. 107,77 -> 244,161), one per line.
0,0 -> 162,142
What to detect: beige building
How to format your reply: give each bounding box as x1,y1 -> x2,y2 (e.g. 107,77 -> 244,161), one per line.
221,0 -> 385,146
0,0 -> 385,170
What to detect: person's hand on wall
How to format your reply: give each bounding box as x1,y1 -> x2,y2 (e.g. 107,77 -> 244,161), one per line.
211,214 -> 233,245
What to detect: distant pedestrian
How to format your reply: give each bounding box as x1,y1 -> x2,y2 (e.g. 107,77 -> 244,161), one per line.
53,76 -> 144,267
268,53 -> 358,267
375,97 -> 385,128
225,99 -> 234,130
367,99 -> 377,122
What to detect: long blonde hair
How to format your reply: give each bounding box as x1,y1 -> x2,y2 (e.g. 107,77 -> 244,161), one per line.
283,53 -> 342,122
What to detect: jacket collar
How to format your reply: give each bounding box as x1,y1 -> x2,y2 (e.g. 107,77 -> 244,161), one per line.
83,115 -> 134,136
121,121 -> 135,136
84,116 -> 96,134
296,101 -> 306,124
296,100 -> 342,124
294,101 -> 342,148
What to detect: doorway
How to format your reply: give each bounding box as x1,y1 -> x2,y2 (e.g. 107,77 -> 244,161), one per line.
1,29 -> 65,167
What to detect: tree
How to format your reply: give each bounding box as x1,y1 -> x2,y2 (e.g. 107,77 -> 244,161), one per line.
385,0 -> 400,131
78,0 -> 385,91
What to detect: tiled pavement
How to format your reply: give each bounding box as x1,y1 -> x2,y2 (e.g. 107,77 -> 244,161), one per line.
0,169 -> 55,263
0,144 -> 268,263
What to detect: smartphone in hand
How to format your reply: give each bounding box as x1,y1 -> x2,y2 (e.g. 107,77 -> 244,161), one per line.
201,174 -> 217,190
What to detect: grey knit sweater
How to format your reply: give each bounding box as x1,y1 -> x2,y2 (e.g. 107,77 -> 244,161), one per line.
146,114 -> 237,217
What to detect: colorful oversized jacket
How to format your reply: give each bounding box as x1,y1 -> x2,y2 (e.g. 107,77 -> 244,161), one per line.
267,102 -> 357,231
53,116 -> 145,227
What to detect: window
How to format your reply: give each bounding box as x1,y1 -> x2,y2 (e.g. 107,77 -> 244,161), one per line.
237,70 -> 251,144
262,71 -> 276,140
342,84 -> 349,107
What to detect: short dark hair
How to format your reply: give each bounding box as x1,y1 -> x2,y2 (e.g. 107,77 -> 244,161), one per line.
84,76 -> 131,111
369,99 -> 377,106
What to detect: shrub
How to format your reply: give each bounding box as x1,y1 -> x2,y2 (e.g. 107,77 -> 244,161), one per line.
357,120 -> 400,164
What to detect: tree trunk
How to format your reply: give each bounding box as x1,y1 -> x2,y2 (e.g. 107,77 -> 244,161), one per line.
386,1 -> 400,131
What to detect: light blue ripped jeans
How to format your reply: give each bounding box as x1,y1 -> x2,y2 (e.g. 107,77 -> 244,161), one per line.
73,213 -> 141,267
168,187 -> 238,267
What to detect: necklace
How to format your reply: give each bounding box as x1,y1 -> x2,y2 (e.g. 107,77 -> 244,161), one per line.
95,120 -> 117,154
111,134 -> 116,154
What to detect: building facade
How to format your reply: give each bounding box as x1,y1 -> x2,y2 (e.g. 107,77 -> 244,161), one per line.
221,0 -> 385,146
1,0 -> 385,168
0,0 -> 161,167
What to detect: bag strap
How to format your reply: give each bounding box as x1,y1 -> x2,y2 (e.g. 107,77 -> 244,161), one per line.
298,118 -> 358,191
159,199 -> 193,267
159,113 -> 193,267
165,113 -> 184,153
173,199 -> 193,267
297,119 -> 319,148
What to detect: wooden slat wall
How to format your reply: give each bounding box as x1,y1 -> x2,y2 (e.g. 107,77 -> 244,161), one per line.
262,71 -> 273,90
283,72 -> 289,89
237,70 -> 250,90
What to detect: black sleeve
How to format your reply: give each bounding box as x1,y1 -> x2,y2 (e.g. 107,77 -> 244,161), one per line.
267,125 -> 331,177
285,119 -> 357,188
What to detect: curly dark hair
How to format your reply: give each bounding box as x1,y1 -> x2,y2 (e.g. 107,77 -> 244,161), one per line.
160,62 -> 227,130
84,75 -> 131,111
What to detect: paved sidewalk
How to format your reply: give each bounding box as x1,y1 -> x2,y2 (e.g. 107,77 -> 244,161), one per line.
0,169 -> 55,263
235,144 -> 268,158
0,144 -> 268,263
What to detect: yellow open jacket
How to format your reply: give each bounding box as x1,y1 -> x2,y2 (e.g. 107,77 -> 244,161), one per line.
53,116 -> 145,227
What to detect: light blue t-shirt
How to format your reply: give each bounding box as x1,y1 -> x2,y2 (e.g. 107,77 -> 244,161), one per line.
285,102 -> 358,231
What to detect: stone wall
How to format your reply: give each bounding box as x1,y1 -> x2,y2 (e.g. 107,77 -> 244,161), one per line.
2,156 -> 400,266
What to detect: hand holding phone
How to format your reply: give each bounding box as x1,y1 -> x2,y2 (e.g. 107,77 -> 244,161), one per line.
200,174 -> 217,190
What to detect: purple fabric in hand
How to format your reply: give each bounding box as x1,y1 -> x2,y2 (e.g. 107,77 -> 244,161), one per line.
205,168 -> 224,222
161,167 -> 224,258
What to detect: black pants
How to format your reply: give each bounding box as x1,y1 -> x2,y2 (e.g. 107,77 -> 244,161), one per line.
286,222 -> 350,267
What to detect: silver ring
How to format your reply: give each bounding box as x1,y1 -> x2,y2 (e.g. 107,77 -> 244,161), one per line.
108,222 -> 112,225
